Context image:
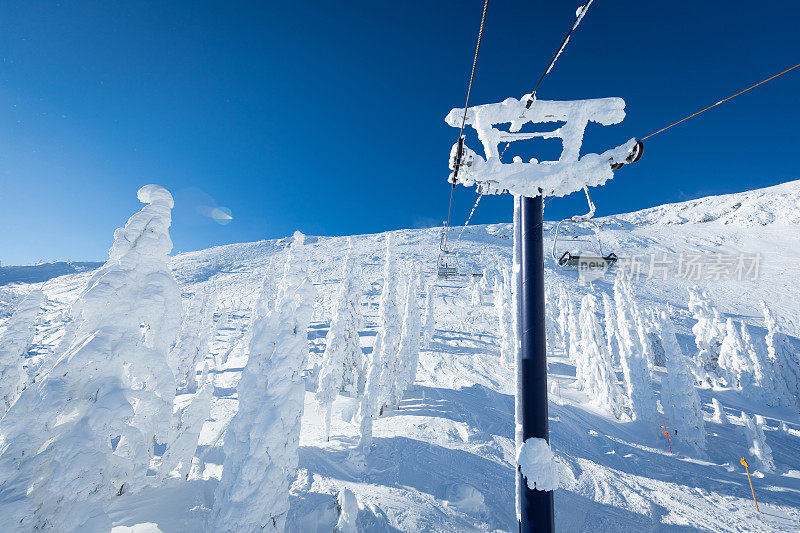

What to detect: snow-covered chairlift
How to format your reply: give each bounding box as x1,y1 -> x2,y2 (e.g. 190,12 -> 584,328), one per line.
437,224 -> 460,279
551,186 -> 617,271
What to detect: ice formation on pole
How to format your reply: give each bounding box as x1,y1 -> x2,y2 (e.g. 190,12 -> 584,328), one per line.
0,289 -> 44,416
392,268 -> 421,408
211,231 -> 315,533
688,287 -> 725,383
517,437 -> 558,492
761,301 -> 800,405
741,412 -> 775,473
659,311 -> 706,454
316,239 -> 364,441
578,294 -> 625,419
423,282 -> 436,349
445,95 -> 636,198
160,363 -> 213,480
614,276 -> 656,422
0,184 -> 181,531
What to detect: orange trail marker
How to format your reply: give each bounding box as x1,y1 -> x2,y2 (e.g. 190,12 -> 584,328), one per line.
740,457 -> 760,513
662,420 -> 673,454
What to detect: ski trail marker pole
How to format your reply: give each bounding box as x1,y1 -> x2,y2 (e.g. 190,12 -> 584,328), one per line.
740,457 -> 760,513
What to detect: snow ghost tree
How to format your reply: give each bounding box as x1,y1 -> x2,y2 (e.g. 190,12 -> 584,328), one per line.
355,234 -> 400,456
659,311 -> 706,455
0,289 -> 45,416
495,268 -> 514,366
392,268 -> 422,407
688,286 -> 725,383
602,292 -> 619,365
211,231 -> 316,533
0,185 -> 182,531
169,289 -> 216,393
423,282 -> 436,349
717,318 -> 753,390
710,397 -> 726,424
739,321 -> 782,405
471,277 -> 484,306
578,294 -> 624,419
557,284 -> 570,353
761,301 -> 799,406
741,412 -> 775,473
566,297 -> 581,364
614,276 -> 656,423
316,238 -> 364,441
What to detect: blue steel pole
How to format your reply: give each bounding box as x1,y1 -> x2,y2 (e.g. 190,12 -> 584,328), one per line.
518,192 -> 554,532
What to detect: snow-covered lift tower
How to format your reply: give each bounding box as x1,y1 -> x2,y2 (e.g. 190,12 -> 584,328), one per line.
446,93 -> 640,532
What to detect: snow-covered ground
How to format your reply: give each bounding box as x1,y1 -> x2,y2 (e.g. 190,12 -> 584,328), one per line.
1,180 -> 800,531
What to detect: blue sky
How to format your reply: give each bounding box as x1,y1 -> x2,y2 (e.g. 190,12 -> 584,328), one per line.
1,1 -> 798,265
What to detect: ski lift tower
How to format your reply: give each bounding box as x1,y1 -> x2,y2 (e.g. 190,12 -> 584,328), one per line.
445,94 -> 641,532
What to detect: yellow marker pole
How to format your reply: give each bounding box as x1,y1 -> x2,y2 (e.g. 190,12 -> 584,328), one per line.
740,457 -> 760,513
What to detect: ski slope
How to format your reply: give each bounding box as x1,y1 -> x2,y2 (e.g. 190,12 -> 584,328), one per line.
1,181 -> 800,532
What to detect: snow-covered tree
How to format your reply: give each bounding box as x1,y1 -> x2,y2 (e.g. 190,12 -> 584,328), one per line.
659,311 -> 706,454
741,412 -> 775,473
557,284 -> 570,353
615,276 -> 656,423
738,321 -> 780,405
495,268 -> 514,366
688,286 -> 725,383
710,397 -> 727,424
761,301 -> 799,405
316,238 -> 364,441
602,292 -> 619,365
335,487 -> 359,533
210,230 -> 316,533
644,309 -> 665,367
717,318 -> 754,390
578,294 -> 625,419
423,282 -> 436,349
0,289 -> 45,416
392,268 -> 422,407
471,276 -> 484,306
216,304 -> 229,331
0,185 -> 182,531
159,363 -> 214,480
567,296 -> 581,364
169,289 -> 216,393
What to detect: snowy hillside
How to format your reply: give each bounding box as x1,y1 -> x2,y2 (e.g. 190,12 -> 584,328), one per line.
1,181 -> 800,532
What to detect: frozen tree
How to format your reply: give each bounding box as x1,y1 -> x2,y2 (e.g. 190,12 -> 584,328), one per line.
741,412 -> 775,473
216,305 -> 229,331
0,289 -> 45,416
644,309 -> 666,367
578,294 -> 625,419
471,276 -> 484,306
316,238 -> 364,441
423,282 -> 436,349
615,276 -> 656,423
544,285 -> 560,354
159,363 -> 214,480
169,289 -> 216,393
392,268 -> 422,408
557,284 -> 570,353
710,397 -> 726,424
739,322 -> 781,405
688,287 -> 725,383
0,185 -> 182,531
762,301 -> 800,405
495,268 -> 514,366
567,297 -> 581,364
602,292 -> 619,365
659,311 -> 706,454
717,318 -> 754,390
335,487 -> 359,533
210,231 -> 316,533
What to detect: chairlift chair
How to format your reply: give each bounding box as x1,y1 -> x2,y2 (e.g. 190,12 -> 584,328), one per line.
551,187 -> 618,271
437,223 -> 460,279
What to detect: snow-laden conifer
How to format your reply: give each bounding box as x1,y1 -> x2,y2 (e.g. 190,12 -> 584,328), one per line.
210,231 -> 316,533
423,282 -> 436,349
615,276 -> 656,422
392,268 -> 422,407
0,185 -> 181,531
495,268 -> 514,366
567,296 -> 581,364
741,412 -> 775,473
160,363 -> 213,480
717,318 -> 753,389
761,301 -> 799,405
688,287 -> 725,383
602,292 -> 619,365
710,397 -> 726,424
557,284 -> 570,353
659,310 -> 706,454
578,294 -> 624,419
739,321 -> 780,404
169,289 -> 216,393
373,234 -> 403,412
0,289 -> 45,416
316,238 -> 364,440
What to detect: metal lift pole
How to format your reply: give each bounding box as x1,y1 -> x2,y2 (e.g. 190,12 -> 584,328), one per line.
518,192 -> 554,532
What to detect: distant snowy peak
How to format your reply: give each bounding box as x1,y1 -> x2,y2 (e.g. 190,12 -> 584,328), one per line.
612,179 -> 800,227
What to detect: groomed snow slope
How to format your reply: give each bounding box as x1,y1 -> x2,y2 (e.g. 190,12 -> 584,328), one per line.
1,181 -> 800,532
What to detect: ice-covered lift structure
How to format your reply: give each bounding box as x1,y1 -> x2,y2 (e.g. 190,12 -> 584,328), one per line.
445,93 -> 640,533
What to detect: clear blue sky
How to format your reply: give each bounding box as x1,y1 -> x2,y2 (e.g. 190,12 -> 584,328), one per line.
1,1 -> 798,265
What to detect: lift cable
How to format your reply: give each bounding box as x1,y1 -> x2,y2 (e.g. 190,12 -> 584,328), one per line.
639,61 -> 800,142
444,0 -> 490,248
